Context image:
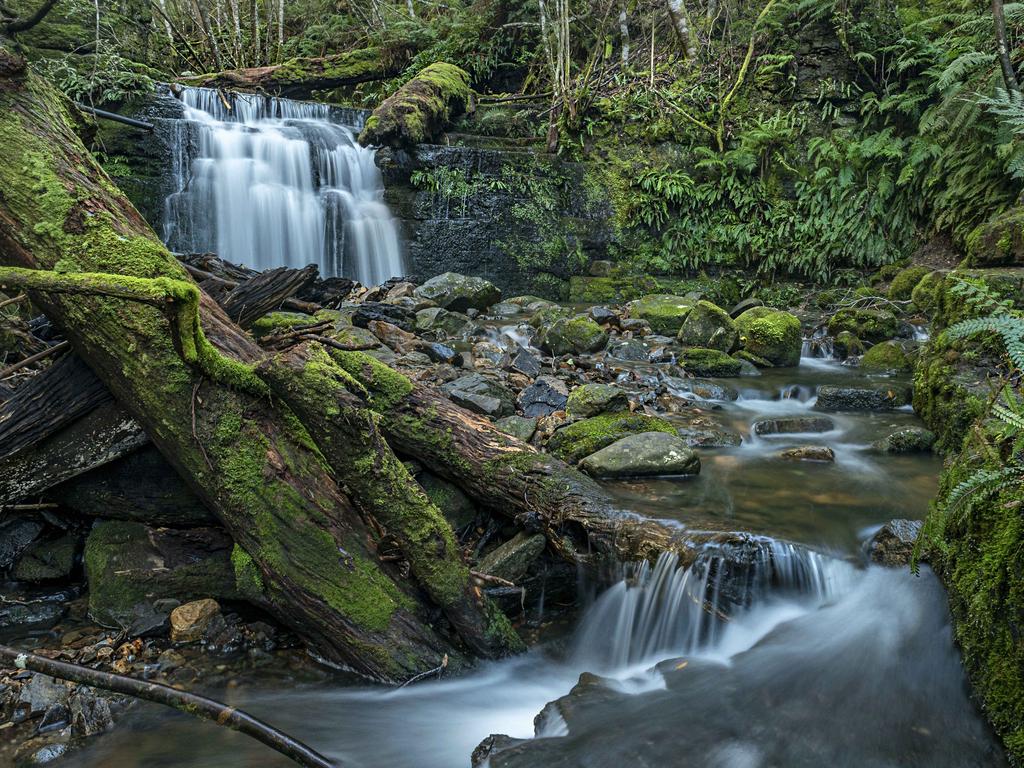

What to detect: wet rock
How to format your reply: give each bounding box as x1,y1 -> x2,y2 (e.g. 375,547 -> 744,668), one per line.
676,300 -> 738,352
528,305 -> 571,330
325,325 -> 380,351
421,342 -> 463,366
416,470 -> 476,530
441,374 -> 515,418
678,348 -> 743,377
18,675 -> 69,718
477,533 -> 547,583
473,341 -> 511,369
833,331 -> 865,360
565,383 -> 629,418
368,320 -> 420,353
352,302 -> 417,332
13,734 -> 72,766
0,517 -> 45,570
517,376 -> 569,418
753,416 -> 835,435
871,427 -> 936,454
486,302 -> 521,318
779,446 -> 836,462
860,341 -> 911,372
606,339 -> 648,362
83,521 -> 239,627
12,534 -> 78,582
169,599 -> 221,643
865,519 -> 922,566
0,587 -> 73,632
69,689 -> 112,737
415,307 -> 473,337
815,384 -> 912,411
827,307 -> 899,344
735,307 -> 803,367
472,735 -> 521,767
539,315 -> 608,357
627,295 -> 695,335
663,377 -> 738,402
37,703 -> 70,734
578,432 -> 701,478
413,272 -> 502,312
677,426 -> 743,448
547,412 -> 677,463
729,297 -> 763,318
509,346 -> 542,378
495,415 -> 538,442
384,281 -> 418,302
588,306 -> 618,326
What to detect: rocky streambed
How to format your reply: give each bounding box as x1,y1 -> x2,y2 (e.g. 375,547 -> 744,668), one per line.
0,265 -> 1006,766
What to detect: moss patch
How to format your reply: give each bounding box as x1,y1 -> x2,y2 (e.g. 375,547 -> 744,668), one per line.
359,62 -> 471,148
547,412 -> 677,463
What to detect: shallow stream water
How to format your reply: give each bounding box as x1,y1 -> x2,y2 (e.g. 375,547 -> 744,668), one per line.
63,357 -> 1006,768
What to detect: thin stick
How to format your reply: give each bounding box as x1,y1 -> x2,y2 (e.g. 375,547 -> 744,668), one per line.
397,654 -> 448,688
0,645 -> 338,768
0,340 -> 69,380
0,293 -> 26,311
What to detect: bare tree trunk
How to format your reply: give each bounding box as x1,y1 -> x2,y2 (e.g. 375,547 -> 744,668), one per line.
406,0 -> 415,18
250,0 -> 260,66
666,0 -> 697,60
994,0 -> 1019,92
191,0 -> 222,70
227,0 -> 241,65
619,3 -> 630,65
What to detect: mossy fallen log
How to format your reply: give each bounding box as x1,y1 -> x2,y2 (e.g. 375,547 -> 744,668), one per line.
359,62 -> 471,148
178,45 -> 411,98
0,50 -> 455,681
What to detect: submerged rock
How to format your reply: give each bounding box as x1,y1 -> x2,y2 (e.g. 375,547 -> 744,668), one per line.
753,416 -> 835,435
734,307 -> 802,367
579,432 -> 701,478
815,384 -> 912,411
779,446 -> 836,462
866,519 -> 922,567
413,272 -> 501,312
565,383 -> 629,418
872,426 -> 936,453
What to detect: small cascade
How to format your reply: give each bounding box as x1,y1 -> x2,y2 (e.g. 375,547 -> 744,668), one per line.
801,325 -> 836,361
162,86 -> 404,286
571,541 -> 854,671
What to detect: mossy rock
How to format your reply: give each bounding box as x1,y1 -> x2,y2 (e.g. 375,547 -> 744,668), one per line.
834,331 -> 865,360
12,534 -> 78,582
679,348 -> 743,377
547,412 -> 677,463
413,272 -> 501,312
359,62 -> 471,148
676,300 -> 738,352
860,341 -> 911,372
733,349 -> 773,367
964,206 -> 1024,268
888,266 -> 931,301
910,270 -> 947,315
827,307 -> 899,344
565,383 -> 629,418
628,295 -> 695,336
528,304 -> 571,329
539,315 -> 608,357
734,307 -> 802,367
84,521 -> 240,627
871,427 -> 935,453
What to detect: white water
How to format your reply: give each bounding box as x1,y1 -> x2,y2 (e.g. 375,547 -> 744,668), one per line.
163,87 -> 404,285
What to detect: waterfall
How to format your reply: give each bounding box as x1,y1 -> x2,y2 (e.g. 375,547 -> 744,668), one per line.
162,86 -> 404,286
571,541 -> 854,671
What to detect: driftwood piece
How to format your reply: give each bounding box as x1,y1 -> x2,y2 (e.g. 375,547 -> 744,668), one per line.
0,645 -> 337,768
222,265 -> 319,328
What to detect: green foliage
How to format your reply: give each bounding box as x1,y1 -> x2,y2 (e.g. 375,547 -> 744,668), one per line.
36,53 -> 154,105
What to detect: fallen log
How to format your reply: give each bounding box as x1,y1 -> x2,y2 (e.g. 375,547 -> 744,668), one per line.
0,645 -> 337,768
222,264 -> 319,328
178,45 -> 412,98
0,54 -> 459,681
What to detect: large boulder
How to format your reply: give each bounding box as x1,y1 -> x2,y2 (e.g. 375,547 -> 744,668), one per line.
628,295 -> 695,335
734,307 -> 802,367
547,412 -> 677,463
415,307 -> 474,338
827,307 -> 899,344
860,341 -> 911,372
678,348 -> 743,377
539,315 -> 608,356
815,384 -> 912,411
565,383 -> 629,418
414,272 -> 502,312
578,432 -> 700,478
888,266 -> 931,300
676,300 -> 738,351
964,207 -> 1024,267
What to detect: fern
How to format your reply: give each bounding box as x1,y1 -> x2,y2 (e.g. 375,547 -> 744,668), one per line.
945,316 -> 1024,371
944,465 -> 1024,519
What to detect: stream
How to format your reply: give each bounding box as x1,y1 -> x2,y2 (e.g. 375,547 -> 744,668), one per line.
61,356 -> 1005,768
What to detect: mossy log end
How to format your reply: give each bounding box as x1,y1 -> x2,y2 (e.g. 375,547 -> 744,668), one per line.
259,343 -> 525,658
359,62 -> 471,149
178,45 -> 411,98
0,53 -> 454,681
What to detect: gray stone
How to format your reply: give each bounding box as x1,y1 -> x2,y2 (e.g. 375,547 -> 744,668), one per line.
540,315 -> 609,357
815,384 -> 912,411
865,519 -> 922,567
565,383 -> 629,418
589,306 -> 619,325
442,374 -> 515,417
69,689 -> 113,737
422,342 -> 463,366
415,307 -> 474,338
579,433 -> 701,478
0,517 -> 44,569
19,675 -> 69,717
871,427 -> 936,453
779,446 -> 836,462
477,532 -> 547,583
518,376 -> 569,418
495,415 -> 539,442
473,341 -> 511,368
677,426 -> 743,448
509,346 -> 542,378
663,377 -> 739,402
607,339 -> 648,361
414,272 -> 502,312
753,417 -> 835,435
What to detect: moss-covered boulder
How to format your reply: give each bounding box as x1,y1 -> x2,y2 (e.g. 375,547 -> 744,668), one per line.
676,300 -> 738,352
413,272 -> 501,312
827,307 -> 899,344
540,315 -> 608,356
628,295 -> 695,335
578,432 -> 700,479
871,427 -> 935,453
528,304 -> 571,329
565,383 -> 629,418
734,307 -> 802,367
679,348 -> 743,377
359,62 -> 471,148
416,307 -> 474,337
910,270 -> 947,314
964,206 -> 1024,268
888,266 -> 931,300
833,331 -> 865,360
547,413 -> 677,463
84,521 -> 241,627
12,534 -> 78,582
860,341 -> 911,372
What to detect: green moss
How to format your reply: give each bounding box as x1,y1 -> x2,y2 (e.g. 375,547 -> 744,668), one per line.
910,270 -> 947,314
359,62 -> 471,148
547,412 -> 677,463
676,300 -> 738,352
860,340 -> 911,372
826,307 -> 899,344
888,265 -> 931,300
565,383 -> 629,418
964,206 -> 1024,268
735,307 -> 802,367
249,311 -> 318,340
328,349 -> 411,409
231,544 -> 265,600
679,347 -> 744,377
540,314 -> 608,356
629,294 -> 695,335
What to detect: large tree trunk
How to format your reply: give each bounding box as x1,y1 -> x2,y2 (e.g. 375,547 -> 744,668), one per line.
0,48 -> 464,681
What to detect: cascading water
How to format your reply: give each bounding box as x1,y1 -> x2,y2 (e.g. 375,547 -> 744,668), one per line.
162,86 -> 404,286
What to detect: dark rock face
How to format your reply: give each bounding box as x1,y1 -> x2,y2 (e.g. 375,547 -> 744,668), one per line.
0,517 -> 44,569
815,384 -> 912,411
517,376 -> 568,418
866,519 -> 922,567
